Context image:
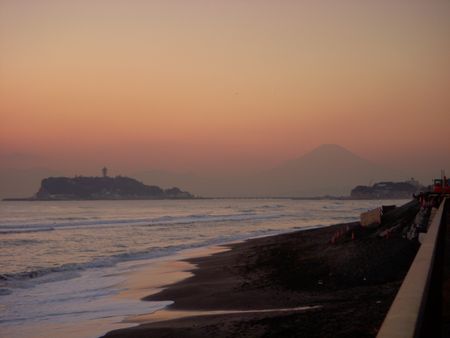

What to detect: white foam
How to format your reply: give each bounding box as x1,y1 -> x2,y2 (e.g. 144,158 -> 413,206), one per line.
0,260 -> 172,338
0,198 -> 410,337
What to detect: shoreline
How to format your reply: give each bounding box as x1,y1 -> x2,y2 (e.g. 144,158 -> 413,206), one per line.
103,200 -> 420,338
116,245 -> 232,304
2,196 -> 411,201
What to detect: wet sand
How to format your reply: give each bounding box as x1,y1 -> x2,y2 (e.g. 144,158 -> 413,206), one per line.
116,245 -> 231,302
104,200 -> 420,338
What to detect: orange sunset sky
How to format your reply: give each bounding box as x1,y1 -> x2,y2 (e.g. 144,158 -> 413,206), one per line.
1,0 -> 449,181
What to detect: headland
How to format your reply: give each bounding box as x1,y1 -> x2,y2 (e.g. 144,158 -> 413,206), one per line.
3,175 -> 193,201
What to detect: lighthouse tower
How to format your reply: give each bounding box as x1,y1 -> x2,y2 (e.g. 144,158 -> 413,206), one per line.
102,167 -> 108,178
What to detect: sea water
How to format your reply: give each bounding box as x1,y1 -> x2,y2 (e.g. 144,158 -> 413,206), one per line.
0,199 -> 407,337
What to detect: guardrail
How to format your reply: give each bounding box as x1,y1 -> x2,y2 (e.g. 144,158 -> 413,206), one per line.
377,197 -> 447,338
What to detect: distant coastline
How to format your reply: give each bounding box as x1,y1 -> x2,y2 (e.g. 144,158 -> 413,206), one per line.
350,180 -> 422,199
2,174 -> 422,201
3,174 -> 194,201
3,195 -> 412,202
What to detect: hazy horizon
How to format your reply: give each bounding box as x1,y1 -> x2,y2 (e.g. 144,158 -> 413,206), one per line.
0,143 -> 444,199
1,1 -> 449,197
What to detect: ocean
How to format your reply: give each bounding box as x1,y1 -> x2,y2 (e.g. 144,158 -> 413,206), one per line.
0,198 -> 407,337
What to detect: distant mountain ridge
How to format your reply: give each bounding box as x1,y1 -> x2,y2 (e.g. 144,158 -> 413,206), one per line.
135,144 -> 406,197
258,144 -> 405,197
1,144 -> 407,199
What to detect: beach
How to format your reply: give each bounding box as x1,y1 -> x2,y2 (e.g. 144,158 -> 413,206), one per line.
103,200 -> 420,338
2,199 -> 414,338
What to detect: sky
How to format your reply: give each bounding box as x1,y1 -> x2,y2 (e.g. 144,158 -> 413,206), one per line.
1,0 -> 450,181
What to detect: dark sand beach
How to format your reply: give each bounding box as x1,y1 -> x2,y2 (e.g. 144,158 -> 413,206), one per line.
104,200 -> 420,338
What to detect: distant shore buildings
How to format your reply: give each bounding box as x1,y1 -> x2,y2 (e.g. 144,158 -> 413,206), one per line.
351,179 -> 422,199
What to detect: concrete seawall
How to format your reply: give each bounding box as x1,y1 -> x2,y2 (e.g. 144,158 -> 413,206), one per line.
377,197 -> 448,338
